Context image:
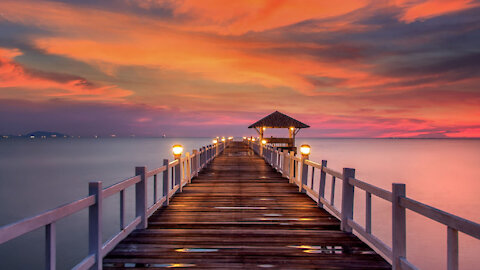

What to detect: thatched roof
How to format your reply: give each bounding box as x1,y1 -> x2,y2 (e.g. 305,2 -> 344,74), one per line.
248,111 -> 310,129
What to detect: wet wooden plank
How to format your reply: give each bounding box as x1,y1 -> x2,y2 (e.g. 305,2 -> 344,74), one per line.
104,142 -> 391,269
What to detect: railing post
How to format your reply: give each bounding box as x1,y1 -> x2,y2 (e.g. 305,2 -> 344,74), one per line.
198,148 -> 202,172
289,151 -> 295,183
392,183 -> 406,270
282,150 -> 289,178
186,152 -> 191,183
201,147 -> 206,167
162,159 -> 169,206
88,181 -> 103,270
192,150 -> 198,177
174,160 -> 181,190
179,158 -> 184,193
45,223 -> 56,270
341,168 -> 355,233
300,157 -> 308,193
317,160 -> 327,207
135,166 -> 147,229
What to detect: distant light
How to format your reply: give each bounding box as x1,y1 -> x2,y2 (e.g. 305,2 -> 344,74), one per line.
251,138 -> 256,142
261,139 -> 267,145
243,136 -> 247,140
212,139 -> 218,144
228,136 -> 233,140
290,127 -> 295,131
262,127 -> 266,131
172,144 -> 184,157
247,137 -> 251,141
111,134 -> 116,137
221,137 -> 226,142
300,144 -> 311,157
30,136 -> 35,139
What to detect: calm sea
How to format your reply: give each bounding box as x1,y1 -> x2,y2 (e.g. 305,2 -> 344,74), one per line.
0,138 -> 479,269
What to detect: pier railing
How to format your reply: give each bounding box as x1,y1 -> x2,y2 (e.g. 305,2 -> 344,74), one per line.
248,140 -> 480,270
0,142 -> 225,270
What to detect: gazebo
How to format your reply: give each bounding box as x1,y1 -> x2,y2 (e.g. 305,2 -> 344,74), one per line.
248,111 -> 310,153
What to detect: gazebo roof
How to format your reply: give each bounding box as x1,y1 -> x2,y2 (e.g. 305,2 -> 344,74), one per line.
248,111 -> 310,129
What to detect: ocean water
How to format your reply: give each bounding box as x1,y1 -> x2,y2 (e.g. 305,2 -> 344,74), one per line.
0,138 -> 479,269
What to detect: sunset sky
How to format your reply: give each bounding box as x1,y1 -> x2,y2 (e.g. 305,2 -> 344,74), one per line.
1,0 -> 479,137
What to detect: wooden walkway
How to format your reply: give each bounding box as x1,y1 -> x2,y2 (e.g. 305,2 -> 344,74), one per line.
104,142 -> 391,269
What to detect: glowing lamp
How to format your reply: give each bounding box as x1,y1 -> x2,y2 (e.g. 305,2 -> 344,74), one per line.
251,138 -> 256,142
290,127 -> 295,131
261,139 -> 267,145
172,144 -> 184,159
212,139 -> 218,144
221,137 -> 226,142
262,127 -> 266,131
243,136 -> 247,140
300,144 -> 311,157
247,137 -> 251,141
228,136 -> 233,140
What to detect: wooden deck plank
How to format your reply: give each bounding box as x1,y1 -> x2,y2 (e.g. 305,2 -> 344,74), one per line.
104,142 -> 391,269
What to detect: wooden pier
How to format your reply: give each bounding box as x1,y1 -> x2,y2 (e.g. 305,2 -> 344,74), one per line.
1,139 -> 479,270
103,142 -> 390,269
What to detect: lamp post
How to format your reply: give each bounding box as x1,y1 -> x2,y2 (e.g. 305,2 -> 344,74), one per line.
299,144 -> 311,193
172,144 -> 184,192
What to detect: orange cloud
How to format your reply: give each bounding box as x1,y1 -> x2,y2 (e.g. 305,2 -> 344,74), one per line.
0,48 -> 132,101
171,0 -> 369,34
396,0 -> 480,22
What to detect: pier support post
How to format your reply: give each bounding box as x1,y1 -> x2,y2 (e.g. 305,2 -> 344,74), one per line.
392,183 -> 406,270
135,166 -> 147,229
162,159 -> 169,206
317,160 -> 327,207
88,181 -> 103,270
341,168 -> 355,233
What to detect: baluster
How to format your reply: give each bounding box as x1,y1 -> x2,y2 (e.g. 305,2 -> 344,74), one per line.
45,222 -> 56,270
310,167 -> 315,189
162,159 -> 169,206
153,174 -> 157,203
447,227 -> 459,270
120,190 -> 125,229
331,176 -> 336,206
366,191 -> 372,234
317,160 -> 327,208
